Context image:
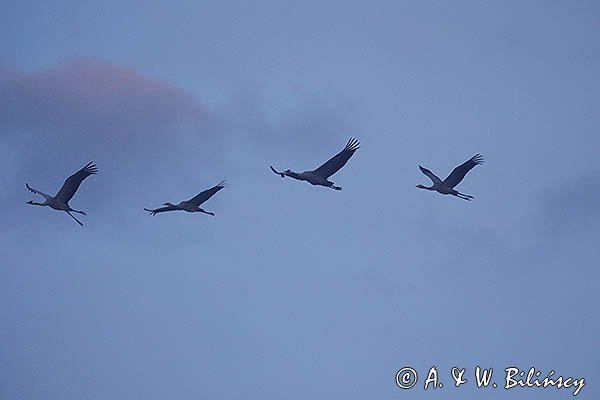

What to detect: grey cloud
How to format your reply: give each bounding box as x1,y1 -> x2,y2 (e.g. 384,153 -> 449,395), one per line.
219,89 -> 362,165
534,174 -> 600,234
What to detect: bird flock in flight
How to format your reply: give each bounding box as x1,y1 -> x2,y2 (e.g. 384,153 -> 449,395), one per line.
25,138 -> 483,226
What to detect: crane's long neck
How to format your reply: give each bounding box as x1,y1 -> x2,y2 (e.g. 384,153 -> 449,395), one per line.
27,200 -> 47,206
416,184 -> 435,191
284,170 -> 301,180
164,202 -> 181,210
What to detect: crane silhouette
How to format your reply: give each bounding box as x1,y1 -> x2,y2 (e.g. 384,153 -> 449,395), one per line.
144,181 -> 226,216
270,137 -> 360,190
416,154 -> 483,201
25,162 -> 98,226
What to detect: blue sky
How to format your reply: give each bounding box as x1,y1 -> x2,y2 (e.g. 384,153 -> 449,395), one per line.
1,1 -> 599,398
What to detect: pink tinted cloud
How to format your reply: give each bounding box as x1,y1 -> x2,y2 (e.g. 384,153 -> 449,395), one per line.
0,59 -> 216,148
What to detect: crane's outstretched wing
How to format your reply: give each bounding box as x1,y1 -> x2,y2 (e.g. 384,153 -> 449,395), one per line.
442,154 -> 483,188
188,181 -> 227,206
418,166 -> 442,185
312,138 -> 360,178
144,205 -> 177,216
55,162 -> 98,204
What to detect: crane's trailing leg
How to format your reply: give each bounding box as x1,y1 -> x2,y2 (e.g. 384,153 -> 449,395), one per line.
454,193 -> 472,201
65,210 -> 84,226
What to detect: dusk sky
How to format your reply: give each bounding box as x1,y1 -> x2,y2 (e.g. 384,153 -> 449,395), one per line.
1,1 -> 599,398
